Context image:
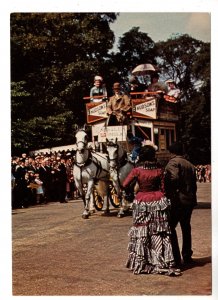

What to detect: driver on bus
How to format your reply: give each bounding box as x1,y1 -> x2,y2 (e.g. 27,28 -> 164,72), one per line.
106,82 -> 131,126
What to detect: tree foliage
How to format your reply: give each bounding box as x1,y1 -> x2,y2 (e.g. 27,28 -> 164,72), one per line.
156,35 -> 206,97
11,14 -> 210,164
154,35 -> 210,163
11,13 -> 117,154
111,27 -> 157,80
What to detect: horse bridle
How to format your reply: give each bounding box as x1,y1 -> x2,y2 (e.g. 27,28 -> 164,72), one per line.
75,129 -> 88,151
107,142 -> 127,170
106,142 -> 118,164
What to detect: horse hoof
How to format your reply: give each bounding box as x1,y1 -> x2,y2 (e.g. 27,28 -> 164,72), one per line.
117,213 -> 124,218
101,210 -> 110,216
82,214 -> 89,219
90,209 -> 95,214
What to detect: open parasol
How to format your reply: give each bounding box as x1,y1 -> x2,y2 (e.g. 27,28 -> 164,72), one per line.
132,64 -> 159,76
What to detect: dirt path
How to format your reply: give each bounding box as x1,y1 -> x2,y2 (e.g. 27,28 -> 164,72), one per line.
12,183 -> 212,296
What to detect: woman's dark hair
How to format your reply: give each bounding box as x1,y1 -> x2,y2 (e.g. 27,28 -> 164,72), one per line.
138,145 -> 156,162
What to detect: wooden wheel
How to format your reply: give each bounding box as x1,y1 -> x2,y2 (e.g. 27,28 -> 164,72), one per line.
92,187 -> 104,211
109,183 -> 120,208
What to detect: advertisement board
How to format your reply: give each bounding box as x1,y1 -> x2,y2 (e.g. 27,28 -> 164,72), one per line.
132,98 -> 157,119
98,126 -> 127,142
86,102 -> 107,123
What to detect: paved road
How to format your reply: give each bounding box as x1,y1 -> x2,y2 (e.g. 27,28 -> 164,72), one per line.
12,182 -> 212,296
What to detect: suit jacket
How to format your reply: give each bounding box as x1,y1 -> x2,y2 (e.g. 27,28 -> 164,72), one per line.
106,93 -> 131,123
165,155 -> 197,206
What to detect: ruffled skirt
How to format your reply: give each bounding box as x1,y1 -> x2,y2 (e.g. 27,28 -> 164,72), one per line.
126,197 -> 181,276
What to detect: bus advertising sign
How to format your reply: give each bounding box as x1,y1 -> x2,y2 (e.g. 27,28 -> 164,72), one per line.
86,102 -> 107,123
132,98 -> 157,119
98,126 -> 127,142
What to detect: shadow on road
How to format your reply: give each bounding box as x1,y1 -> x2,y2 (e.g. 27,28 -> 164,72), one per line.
195,202 -> 211,209
181,256 -> 211,271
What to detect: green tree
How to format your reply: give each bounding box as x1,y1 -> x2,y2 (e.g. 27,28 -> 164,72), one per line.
111,27 -> 156,81
156,35 -> 210,163
156,34 -> 205,98
11,13 -> 117,154
179,47 -> 210,164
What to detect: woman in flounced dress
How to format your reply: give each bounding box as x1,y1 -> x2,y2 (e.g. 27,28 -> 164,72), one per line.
123,145 -> 181,276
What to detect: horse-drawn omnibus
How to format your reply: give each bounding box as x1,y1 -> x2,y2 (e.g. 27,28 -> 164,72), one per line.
75,62 -> 180,218
84,91 -> 179,164
75,89 -> 179,217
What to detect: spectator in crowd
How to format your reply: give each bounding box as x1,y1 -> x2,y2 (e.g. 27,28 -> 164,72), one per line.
38,158 -> 51,203
13,158 -> 28,208
65,157 -> 73,200
165,142 -> 197,266
200,166 -> 206,183
21,153 -> 27,159
195,164 -> 211,182
34,173 -> 44,204
10,151 -> 81,208
206,165 -> 211,182
27,170 -> 38,205
50,162 -> 60,201
57,158 -> 68,203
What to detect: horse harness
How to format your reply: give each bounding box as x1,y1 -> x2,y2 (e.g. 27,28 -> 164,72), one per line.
107,143 -> 130,170
74,149 -> 108,186
107,143 -> 134,188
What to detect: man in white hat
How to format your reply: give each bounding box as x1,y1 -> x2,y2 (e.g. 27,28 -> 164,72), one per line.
165,79 -> 181,99
90,75 -> 107,102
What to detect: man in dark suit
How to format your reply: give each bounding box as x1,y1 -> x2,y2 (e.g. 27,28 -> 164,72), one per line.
57,158 -> 68,203
165,142 -> 197,266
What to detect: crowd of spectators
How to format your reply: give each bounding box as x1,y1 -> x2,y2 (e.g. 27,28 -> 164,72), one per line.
195,164 -> 211,183
11,150 -> 211,209
11,151 -> 79,209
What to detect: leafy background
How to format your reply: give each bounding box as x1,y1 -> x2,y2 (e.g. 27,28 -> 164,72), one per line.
11,13 -> 210,164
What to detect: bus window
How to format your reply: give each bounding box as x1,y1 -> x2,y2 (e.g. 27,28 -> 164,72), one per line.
166,128 -> 176,149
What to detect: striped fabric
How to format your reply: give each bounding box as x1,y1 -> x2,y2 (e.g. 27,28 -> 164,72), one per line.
126,197 -> 180,276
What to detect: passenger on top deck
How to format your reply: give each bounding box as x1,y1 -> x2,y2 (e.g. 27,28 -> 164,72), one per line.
90,75 -> 107,102
106,82 -> 131,126
165,79 -> 181,100
145,72 -> 168,97
129,75 -> 146,98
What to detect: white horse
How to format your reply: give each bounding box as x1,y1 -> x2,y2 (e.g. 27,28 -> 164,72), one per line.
73,128 -> 110,218
106,138 -> 135,217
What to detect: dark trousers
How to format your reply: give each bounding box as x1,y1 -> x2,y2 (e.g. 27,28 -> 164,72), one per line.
58,182 -> 66,202
170,204 -> 194,265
